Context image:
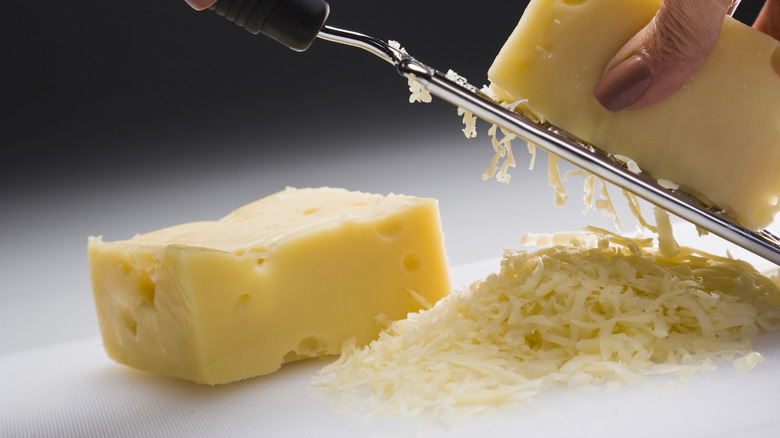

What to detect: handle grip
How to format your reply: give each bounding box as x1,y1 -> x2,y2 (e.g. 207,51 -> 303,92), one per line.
209,0 -> 330,51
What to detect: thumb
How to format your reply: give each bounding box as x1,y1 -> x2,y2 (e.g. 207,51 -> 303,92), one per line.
185,0 -> 218,11
754,0 -> 780,40
593,0 -> 734,112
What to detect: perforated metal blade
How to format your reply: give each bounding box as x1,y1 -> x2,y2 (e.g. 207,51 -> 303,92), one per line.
317,24 -> 780,266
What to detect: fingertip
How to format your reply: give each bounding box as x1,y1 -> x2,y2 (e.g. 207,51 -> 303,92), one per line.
754,0 -> 780,41
594,0 -> 732,111
593,55 -> 653,112
185,0 -> 217,11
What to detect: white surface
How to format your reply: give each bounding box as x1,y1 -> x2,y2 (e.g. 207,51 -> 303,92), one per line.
2,133 -> 780,436
1,258 -> 779,438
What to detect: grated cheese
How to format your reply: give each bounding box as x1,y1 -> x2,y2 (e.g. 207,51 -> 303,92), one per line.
445,69 -> 469,86
527,142 -> 537,170
406,288 -> 434,311
653,207 -> 680,257
399,63 -> 657,233
458,107 -> 478,138
614,154 -> 641,174
594,177 -> 621,231
623,189 -> 656,233
483,124 -> 517,183
733,351 -> 766,372
319,67 -> 780,421
312,231 -> 780,418
407,78 -> 432,104
658,179 -> 680,190
547,154 -> 568,207
388,41 -> 432,104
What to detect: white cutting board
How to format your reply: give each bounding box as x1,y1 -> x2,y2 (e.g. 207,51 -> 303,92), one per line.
2,227 -> 780,438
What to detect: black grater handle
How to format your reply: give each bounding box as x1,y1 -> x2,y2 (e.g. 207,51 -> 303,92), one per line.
208,0 -> 329,51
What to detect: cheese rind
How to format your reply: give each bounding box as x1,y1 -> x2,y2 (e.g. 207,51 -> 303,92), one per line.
89,187 -> 451,384
488,0 -> 780,230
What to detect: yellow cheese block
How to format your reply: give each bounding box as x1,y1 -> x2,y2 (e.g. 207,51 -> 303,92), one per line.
89,187 -> 451,384
488,0 -> 780,230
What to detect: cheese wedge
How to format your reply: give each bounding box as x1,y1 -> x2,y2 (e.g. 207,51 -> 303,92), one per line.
488,0 -> 780,230
89,187 -> 451,384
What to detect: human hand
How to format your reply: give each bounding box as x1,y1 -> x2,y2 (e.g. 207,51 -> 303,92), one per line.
185,0 -> 217,10
593,0 -> 780,112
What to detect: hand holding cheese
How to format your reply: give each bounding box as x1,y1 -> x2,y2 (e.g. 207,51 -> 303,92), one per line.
489,0 -> 780,230
595,0 -> 780,111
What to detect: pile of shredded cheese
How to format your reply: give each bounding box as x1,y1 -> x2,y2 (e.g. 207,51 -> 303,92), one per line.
312,230 -> 780,418
311,66 -> 780,420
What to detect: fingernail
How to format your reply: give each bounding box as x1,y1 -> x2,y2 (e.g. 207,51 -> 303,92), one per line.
593,55 -> 652,112
185,0 -> 216,10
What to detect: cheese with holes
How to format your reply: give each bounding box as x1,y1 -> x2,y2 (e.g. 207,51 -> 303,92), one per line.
488,0 -> 780,230
88,187 -> 451,384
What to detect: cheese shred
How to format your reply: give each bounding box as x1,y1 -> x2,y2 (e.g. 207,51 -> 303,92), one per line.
483,124 -> 517,183
312,232 -> 780,419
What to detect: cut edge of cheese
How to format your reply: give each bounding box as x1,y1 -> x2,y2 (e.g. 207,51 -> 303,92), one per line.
89,187 -> 451,384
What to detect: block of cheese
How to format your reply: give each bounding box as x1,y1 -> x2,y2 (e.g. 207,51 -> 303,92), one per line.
488,0 -> 780,230
88,187 -> 451,384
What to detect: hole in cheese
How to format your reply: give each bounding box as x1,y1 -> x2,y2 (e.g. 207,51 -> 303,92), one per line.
138,271 -> 155,304
119,258 -> 132,276
403,253 -> 421,272
248,247 -> 267,265
235,294 -> 251,314
773,46 -> 780,77
770,195 -> 778,207
122,310 -> 137,337
284,336 -> 329,362
375,216 -> 403,240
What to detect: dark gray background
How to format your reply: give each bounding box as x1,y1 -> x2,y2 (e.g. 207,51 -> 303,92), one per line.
1,1 -> 764,184
2,1 -> 528,184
